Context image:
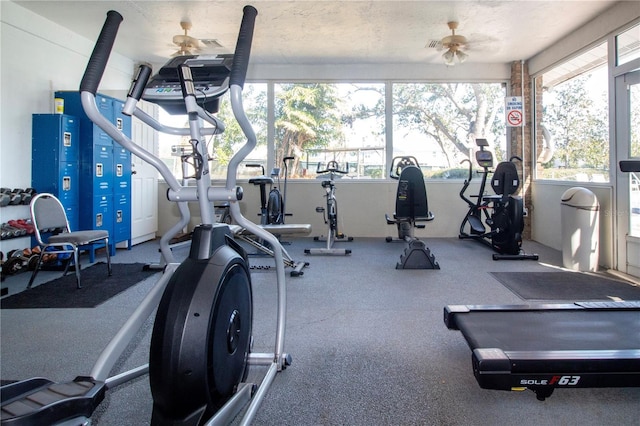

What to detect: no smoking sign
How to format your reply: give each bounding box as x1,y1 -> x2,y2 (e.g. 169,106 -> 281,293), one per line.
505,96 -> 524,127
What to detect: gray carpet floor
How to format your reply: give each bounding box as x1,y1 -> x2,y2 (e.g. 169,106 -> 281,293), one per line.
1,237 -> 639,425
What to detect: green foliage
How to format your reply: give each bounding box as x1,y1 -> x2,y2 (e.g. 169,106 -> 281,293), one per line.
213,85 -> 268,165
392,83 -> 506,167
542,74 -> 609,170
274,83 -> 344,168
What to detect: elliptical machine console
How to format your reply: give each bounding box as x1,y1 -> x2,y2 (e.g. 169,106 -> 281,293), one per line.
458,139 -> 538,261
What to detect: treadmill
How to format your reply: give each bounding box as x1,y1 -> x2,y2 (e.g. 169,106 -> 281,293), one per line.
444,161 -> 640,401
444,302 -> 640,400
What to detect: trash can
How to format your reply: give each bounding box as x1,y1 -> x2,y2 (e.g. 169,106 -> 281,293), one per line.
561,187 -> 600,271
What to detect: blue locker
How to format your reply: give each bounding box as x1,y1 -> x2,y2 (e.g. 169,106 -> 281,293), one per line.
80,144 -> 113,195
32,114 -> 80,231
64,204 -> 79,231
53,91 -> 131,252
113,145 -> 131,193
32,157 -> 80,205
32,114 -> 79,163
113,191 -> 131,247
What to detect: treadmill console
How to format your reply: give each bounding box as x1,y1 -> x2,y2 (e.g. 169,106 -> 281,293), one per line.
143,54 -> 233,115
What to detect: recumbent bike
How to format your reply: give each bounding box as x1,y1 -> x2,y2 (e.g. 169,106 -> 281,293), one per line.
1,6 -> 292,425
385,156 -> 439,269
458,138 -> 538,260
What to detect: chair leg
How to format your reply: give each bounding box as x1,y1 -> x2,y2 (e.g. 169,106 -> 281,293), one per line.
105,238 -> 112,276
73,247 -> 82,289
27,252 -> 45,289
62,254 -> 72,277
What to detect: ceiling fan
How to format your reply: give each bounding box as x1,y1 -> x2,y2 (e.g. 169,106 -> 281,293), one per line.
439,21 -> 469,66
171,21 -> 223,57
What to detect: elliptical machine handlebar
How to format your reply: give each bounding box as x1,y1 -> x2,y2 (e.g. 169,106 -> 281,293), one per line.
230,5 -> 258,89
459,158 -> 477,206
123,65 -> 152,115
80,10 -> 123,95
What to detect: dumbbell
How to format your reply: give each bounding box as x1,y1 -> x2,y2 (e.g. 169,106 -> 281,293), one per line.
0,188 -> 11,207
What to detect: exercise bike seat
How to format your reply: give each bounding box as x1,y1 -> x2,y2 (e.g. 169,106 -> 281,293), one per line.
248,176 -> 274,186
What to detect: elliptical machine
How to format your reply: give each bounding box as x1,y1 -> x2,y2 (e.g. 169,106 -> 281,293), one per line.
0,6 -> 292,425
459,138 -> 538,261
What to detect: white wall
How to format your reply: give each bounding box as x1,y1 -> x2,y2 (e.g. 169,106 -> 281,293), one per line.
0,1 -> 134,253
532,182 -> 613,268
158,179 -> 477,240
529,1 -> 639,75
0,1 -> 134,191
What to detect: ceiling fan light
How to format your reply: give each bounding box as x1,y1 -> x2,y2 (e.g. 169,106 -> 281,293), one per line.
456,50 -> 469,63
442,49 -> 455,65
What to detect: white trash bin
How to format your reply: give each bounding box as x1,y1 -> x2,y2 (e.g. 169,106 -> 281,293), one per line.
561,187 -> 600,271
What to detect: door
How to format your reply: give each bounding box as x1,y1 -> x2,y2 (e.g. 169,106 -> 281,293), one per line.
615,69 -> 640,277
130,100 -> 159,245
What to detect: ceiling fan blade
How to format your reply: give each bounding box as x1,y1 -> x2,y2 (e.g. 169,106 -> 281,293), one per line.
173,34 -> 201,49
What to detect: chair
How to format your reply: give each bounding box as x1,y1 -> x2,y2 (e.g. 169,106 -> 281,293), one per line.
28,193 -> 112,289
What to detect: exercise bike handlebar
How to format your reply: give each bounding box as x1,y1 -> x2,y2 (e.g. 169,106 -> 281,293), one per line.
317,160 -> 348,175
389,156 -> 420,179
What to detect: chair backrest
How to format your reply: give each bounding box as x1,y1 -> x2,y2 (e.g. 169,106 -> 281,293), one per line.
30,193 -> 71,245
491,161 -> 520,196
395,165 -> 429,219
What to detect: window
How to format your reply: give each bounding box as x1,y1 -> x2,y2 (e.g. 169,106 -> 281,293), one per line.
156,81 -> 507,181
157,83 -> 268,181
274,83 -> 386,179
392,83 -> 506,179
537,42 -> 610,182
616,23 -> 640,67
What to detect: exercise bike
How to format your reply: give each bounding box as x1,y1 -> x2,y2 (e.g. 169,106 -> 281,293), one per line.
247,156 -> 294,225
0,6 -> 292,425
242,160 -> 310,276
247,164 -> 277,225
304,161 -> 353,256
267,156 -> 295,225
385,156 -> 439,269
458,138 -> 538,261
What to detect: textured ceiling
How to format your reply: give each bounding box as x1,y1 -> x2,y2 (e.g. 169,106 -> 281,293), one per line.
14,1 -> 621,68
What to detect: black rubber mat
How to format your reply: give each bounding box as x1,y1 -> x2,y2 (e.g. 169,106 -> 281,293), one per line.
0,263 -> 156,309
491,271 -> 640,301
